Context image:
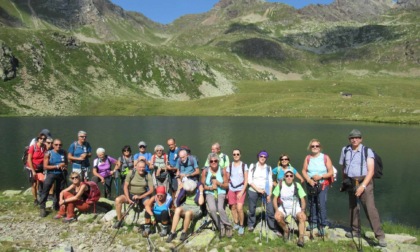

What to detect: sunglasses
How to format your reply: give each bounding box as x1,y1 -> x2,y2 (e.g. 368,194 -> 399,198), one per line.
46,141 -> 53,144
123,150 -> 131,152
54,144 -> 62,146
79,136 -> 87,138
259,155 -> 267,159
233,153 -> 240,156
210,160 -> 218,163
156,149 -> 163,152
139,145 -> 146,148
280,158 -> 289,161
71,176 -> 79,180
285,175 -> 294,178
311,145 -> 320,148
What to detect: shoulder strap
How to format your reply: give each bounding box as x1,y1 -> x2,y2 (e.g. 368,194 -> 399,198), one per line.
163,153 -> 168,164
128,170 -> 136,187
306,155 -> 310,164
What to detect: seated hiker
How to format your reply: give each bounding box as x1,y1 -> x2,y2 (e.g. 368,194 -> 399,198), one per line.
273,170 -> 307,247
55,172 -> 97,223
166,179 -> 205,243
272,154 -> 304,186
143,186 -> 172,237
202,153 -> 233,238
113,160 -> 154,228
92,147 -> 117,199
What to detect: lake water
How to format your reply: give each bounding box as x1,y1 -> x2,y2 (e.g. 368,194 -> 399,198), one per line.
1,116 -> 419,227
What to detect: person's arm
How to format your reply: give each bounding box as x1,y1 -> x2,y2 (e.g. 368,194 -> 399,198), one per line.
219,169 -> 229,190
114,159 -> 122,171
187,167 -> 200,178
123,180 -> 134,204
248,165 -> 263,193
92,166 -> 104,183
198,184 -> 205,205
294,168 -> 305,184
60,184 -> 87,205
238,169 -> 249,199
300,197 -> 306,212
27,146 -> 36,175
59,184 -> 75,204
145,196 -> 155,217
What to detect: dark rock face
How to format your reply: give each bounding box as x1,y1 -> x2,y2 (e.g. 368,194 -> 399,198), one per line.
298,0 -> 393,22
232,38 -> 286,61
0,7 -> 23,27
0,42 -> 18,81
396,0 -> 420,9
51,32 -> 81,49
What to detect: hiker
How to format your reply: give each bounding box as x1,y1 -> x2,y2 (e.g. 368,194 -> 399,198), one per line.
226,149 -> 248,235
175,149 -> 200,181
202,153 -> 233,237
92,148 -> 117,199
247,150 -> 277,233
55,172 -> 93,222
114,145 -> 134,195
339,129 -> 386,247
113,160 -> 154,228
44,137 -> 56,199
204,142 -> 229,169
166,138 -> 180,195
143,186 -> 172,237
28,129 -> 51,146
39,139 -> 68,217
151,145 -> 169,188
272,154 -> 304,185
166,179 -> 205,243
273,169 -> 307,247
133,140 -> 152,173
302,139 -> 333,234
26,132 -> 47,206
67,131 -> 92,181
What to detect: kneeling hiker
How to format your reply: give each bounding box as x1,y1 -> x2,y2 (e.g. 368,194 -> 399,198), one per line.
143,186 -> 173,237
114,160 -> 154,228
55,172 -> 99,222
273,170 -> 307,247
166,179 -> 205,243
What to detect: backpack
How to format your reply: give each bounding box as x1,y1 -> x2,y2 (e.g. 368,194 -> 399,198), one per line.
344,145 -> 383,179
82,181 -> 101,204
151,153 -> 168,166
228,162 -> 246,188
305,154 -> 337,186
21,146 -> 30,165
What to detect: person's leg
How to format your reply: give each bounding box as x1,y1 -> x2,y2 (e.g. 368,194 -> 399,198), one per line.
39,174 -> 55,212
56,191 -> 74,217
105,176 -> 112,199
361,182 -> 385,239
228,190 -> 239,226
115,195 -> 129,221
218,194 -> 231,227
319,186 -> 329,227
247,190 -> 258,229
160,210 -> 170,236
206,194 -> 220,229
74,201 -> 91,214
182,210 -> 193,233
265,199 -> 276,230
274,208 -> 288,234
170,207 -> 183,233
309,195 -> 318,227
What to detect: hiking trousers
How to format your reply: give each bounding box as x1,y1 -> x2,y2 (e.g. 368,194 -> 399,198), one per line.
308,186 -> 329,227
58,191 -> 91,218
206,194 -> 231,229
39,172 -> 66,210
247,190 -> 276,230
348,180 -> 385,239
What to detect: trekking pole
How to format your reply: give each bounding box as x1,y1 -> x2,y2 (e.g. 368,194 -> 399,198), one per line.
290,196 -> 296,241
259,194 -> 263,243
355,179 -> 363,252
308,195 -> 314,240
109,202 -> 136,245
264,195 -> 268,243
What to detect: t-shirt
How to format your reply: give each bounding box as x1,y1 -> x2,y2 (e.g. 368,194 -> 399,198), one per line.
272,181 -> 306,209
167,147 -> 179,167
68,141 -> 92,168
176,156 -> 198,175
93,156 -> 117,178
125,170 -> 153,195
307,153 -> 327,181
227,162 -> 248,191
26,144 -> 45,167
273,166 -> 298,181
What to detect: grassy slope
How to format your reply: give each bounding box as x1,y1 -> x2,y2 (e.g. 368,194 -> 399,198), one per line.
81,78 -> 420,124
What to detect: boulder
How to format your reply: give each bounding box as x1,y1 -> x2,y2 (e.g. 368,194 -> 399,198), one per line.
2,190 -> 22,196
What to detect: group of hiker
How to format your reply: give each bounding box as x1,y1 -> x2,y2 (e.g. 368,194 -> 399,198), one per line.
24,128 -> 386,248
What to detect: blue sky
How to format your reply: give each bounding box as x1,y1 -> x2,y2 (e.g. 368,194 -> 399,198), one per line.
111,0 -> 334,24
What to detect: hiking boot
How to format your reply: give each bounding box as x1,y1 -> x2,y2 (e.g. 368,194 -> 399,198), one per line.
297,236 -> 304,247
283,231 -> 289,242
160,225 -> 168,237
378,238 -> 387,247
63,217 -> 76,223
233,223 -> 240,230
40,208 -> 47,218
142,225 -> 150,238
345,231 -> 360,238
248,226 -> 254,232
274,230 -> 283,237
179,232 -> 188,242
113,221 -> 122,229
226,226 -> 233,238
53,214 -> 64,219
166,232 -> 177,243
318,227 -> 326,236
238,226 -> 245,236
33,199 -> 39,206
220,227 -> 226,237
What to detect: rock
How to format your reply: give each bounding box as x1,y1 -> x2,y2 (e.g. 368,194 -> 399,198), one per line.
0,42 -> 18,81
365,231 -> 418,244
23,188 -> 32,196
51,243 -> 73,252
0,236 -> 14,242
2,190 -> 22,196
77,213 -> 97,222
101,210 -> 117,222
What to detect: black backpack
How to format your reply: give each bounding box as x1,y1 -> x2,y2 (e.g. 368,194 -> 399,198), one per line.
344,145 -> 383,179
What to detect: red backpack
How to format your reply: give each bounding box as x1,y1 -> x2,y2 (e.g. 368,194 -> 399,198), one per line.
82,181 -> 101,204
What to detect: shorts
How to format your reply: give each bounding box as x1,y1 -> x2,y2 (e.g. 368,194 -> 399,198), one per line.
278,205 -> 302,219
227,190 -> 246,205
181,204 -> 201,217
25,167 -> 44,183
129,193 -> 150,207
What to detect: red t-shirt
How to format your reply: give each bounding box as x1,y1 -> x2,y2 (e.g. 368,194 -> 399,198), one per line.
26,144 -> 45,168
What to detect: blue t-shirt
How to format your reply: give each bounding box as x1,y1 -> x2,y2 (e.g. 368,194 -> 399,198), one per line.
133,152 -> 152,173
167,147 -> 179,167
68,141 -> 91,168
175,156 -> 198,175
273,166 -> 298,181
47,150 -> 66,174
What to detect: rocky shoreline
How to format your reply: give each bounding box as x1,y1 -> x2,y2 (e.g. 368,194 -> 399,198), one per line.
1,189 -> 418,252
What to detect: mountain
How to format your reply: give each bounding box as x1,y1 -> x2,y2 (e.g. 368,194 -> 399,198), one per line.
0,0 -> 419,116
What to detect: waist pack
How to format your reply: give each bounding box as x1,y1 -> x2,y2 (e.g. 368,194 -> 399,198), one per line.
306,183 -> 322,196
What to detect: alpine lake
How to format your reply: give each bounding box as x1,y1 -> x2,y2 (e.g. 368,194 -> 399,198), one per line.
1,116 -> 419,228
